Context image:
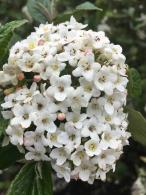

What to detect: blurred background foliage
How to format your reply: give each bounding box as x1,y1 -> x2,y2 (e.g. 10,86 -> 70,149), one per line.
0,0 -> 146,194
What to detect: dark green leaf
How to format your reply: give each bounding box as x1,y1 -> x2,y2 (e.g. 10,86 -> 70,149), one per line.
0,144 -> 23,169
27,0 -> 52,23
0,20 -> 27,64
54,2 -> 102,24
0,93 -> 8,136
7,163 -> 36,195
76,1 -> 102,11
127,68 -> 142,97
32,162 -> 53,195
7,162 -> 53,195
0,118 -> 8,137
128,108 -> 146,146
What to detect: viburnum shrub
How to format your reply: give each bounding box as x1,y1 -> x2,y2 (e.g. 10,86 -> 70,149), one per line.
0,17 -> 130,184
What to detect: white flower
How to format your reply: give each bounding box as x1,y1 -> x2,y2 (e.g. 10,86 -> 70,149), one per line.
96,169 -> 107,181
47,75 -> 72,101
41,56 -> 66,79
94,66 -> 117,95
58,122 -> 81,152
50,148 -> 69,166
115,75 -> 128,92
6,125 -> 24,145
32,93 -> 58,114
25,147 -> 49,161
98,92 -> 125,115
90,31 -> 110,49
72,161 -> 96,182
87,98 -> 101,117
0,71 -> 17,86
79,77 -> 100,101
73,54 -> 101,81
71,146 -> 89,166
1,93 -> 17,109
24,131 -> 47,151
62,42 -> 82,66
52,163 -> 71,182
16,82 -> 39,103
100,128 -> 121,150
34,112 -> 57,133
67,87 -> 88,111
66,111 -> 87,129
11,104 -> 33,128
84,139 -> 101,157
92,150 -> 116,170
68,16 -> 87,30
46,132 -> 62,148
81,117 -> 100,139
18,53 -> 38,72
1,110 -> 13,119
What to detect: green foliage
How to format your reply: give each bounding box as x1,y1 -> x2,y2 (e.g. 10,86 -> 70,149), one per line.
0,20 -> 27,65
128,108 -> 146,146
76,1 -> 102,11
27,0 -> 54,23
7,162 -> 53,195
0,94 -> 8,137
27,0 -> 102,24
128,68 -> 142,98
0,118 -> 8,137
0,145 -> 23,170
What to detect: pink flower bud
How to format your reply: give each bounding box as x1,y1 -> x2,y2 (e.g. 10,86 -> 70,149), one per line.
84,48 -> 92,56
38,39 -> 45,46
33,75 -> 41,82
17,73 -> 25,81
57,113 -> 65,121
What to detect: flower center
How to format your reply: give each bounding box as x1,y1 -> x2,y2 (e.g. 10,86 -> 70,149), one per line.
23,113 -> 29,120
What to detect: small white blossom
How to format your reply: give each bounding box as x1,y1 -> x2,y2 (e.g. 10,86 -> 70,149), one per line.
50,148 -> 69,166
11,104 -> 33,128
47,75 -> 72,101
6,125 -> 24,145
85,139 -> 101,157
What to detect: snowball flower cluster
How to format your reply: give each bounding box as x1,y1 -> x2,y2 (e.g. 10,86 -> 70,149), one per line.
1,17 -> 130,183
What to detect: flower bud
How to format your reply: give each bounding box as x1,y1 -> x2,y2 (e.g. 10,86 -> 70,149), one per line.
17,73 -> 25,81
33,75 -> 41,82
57,113 -> 65,121
84,48 -> 92,56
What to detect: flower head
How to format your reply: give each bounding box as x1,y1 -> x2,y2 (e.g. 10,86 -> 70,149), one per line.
1,16 -> 130,184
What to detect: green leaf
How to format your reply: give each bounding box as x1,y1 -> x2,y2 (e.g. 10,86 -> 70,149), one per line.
27,0 -> 52,23
0,20 -> 27,65
54,2 -> 102,24
7,163 -> 36,195
0,93 -> 8,136
7,162 -> 53,195
76,1 -> 102,11
0,118 -> 8,137
32,162 -> 53,195
127,68 -> 142,98
128,108 -> 146,146
0,144 -> 23,169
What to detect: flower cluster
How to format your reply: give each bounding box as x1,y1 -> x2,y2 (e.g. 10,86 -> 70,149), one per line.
1,17 -> 130,183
